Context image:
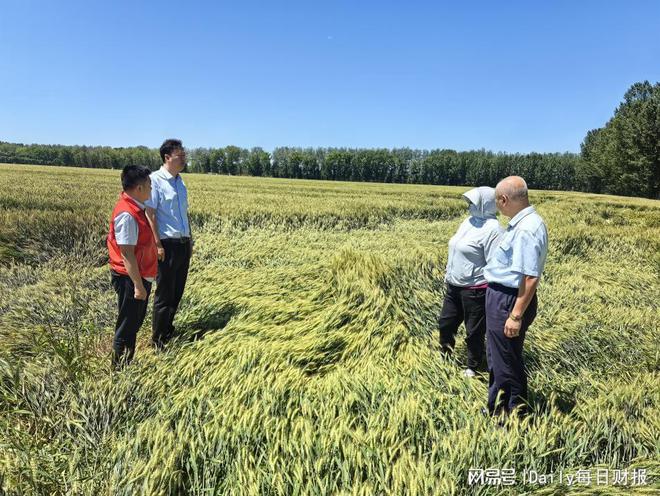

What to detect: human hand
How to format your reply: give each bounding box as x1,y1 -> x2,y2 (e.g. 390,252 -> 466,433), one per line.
157,244 -> 165,261
504,317 -> 522,338
134,283 -> 147,300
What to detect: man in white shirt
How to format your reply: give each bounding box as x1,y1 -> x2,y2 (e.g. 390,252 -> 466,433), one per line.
484,176 -> 548,417
145,139 -> 194,348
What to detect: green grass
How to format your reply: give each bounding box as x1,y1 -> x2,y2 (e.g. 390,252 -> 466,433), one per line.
0,163 -> 658,495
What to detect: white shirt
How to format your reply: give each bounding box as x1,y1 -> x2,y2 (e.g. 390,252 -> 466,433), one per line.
445,186 -> 503,287
114,212 -> 139,245
484,206 -> 548,289
445,217 -> 502,287
145,166 -> 191,240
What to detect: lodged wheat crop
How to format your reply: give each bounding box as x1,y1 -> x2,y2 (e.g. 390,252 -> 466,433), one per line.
0,164 -> 658,495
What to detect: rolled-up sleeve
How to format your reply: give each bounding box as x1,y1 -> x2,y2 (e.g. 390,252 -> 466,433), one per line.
509,230 -> 542,277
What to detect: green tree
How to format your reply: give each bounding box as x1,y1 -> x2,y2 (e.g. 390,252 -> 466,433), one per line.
246,147 -> 269,176
580,81 -> 660,198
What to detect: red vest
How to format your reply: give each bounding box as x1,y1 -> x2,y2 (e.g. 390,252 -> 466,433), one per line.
107,192 -> 158,279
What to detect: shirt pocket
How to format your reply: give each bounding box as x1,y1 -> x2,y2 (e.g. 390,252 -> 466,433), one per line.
162,187 -> 176,203
495,239 -> 512,266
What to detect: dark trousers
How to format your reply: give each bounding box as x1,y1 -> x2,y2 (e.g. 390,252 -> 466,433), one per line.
152,238 -> 191,347
438,283 -> 487,370
111,272 -> 152,368
486,283 -> 537,416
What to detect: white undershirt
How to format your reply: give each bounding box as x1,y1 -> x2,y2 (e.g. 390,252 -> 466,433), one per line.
114,211 -> 155,283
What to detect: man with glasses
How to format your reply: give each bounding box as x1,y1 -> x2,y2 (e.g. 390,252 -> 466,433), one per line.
145,139 -> 193,348
483,176 -> 548,418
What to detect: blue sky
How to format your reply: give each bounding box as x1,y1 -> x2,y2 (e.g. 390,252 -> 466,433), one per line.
1,0 -> 658,152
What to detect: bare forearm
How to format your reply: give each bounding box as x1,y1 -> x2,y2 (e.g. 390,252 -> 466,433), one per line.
145,208 -> 161,246
512,276 -> 539,317
119,248 -> 143,288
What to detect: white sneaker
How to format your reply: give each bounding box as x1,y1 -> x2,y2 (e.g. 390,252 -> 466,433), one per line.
463,368 -> 477,378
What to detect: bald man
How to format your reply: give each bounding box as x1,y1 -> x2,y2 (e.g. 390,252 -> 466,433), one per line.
483,176 -> 548,417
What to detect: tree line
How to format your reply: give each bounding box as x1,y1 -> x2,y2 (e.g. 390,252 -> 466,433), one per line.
1,81 -> 657,198
188,146 -> 581,192
0,141 -> 581,191
0,143 -> 162,170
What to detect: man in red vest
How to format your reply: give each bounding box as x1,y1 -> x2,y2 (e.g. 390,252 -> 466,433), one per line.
107,165 -> 158,368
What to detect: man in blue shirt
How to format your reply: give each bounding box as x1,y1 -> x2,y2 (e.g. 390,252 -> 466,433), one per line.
483,176 -> 548,417
145,139 -> 193,348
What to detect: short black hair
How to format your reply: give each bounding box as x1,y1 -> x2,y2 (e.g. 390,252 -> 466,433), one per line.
121,165 -> 151,191
160,138 -> 183,163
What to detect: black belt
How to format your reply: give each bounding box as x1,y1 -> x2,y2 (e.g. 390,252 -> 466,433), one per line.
161,237 -> 191,244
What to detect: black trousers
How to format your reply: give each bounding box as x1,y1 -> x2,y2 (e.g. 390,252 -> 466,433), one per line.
111,271 -> 152,368
486,283 -> 537,416
438,283 -> 487,370
152,238 -> 191,347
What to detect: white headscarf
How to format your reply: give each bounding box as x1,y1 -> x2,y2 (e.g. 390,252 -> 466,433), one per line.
462,186 -> 497,219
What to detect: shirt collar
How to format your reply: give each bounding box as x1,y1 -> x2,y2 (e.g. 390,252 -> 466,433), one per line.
121,192 -> 146,210
159,165 -> 177,180
508,205 -> 536,228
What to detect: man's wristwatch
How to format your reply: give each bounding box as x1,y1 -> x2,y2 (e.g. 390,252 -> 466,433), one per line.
509,312 -> 522,322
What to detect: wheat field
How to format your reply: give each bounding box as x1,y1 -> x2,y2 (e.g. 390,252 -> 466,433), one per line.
0,164 -> 658,495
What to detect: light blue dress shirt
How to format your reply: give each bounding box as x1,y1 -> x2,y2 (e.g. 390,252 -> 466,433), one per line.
145,166 -> 191,240
484,206 -> 548,289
